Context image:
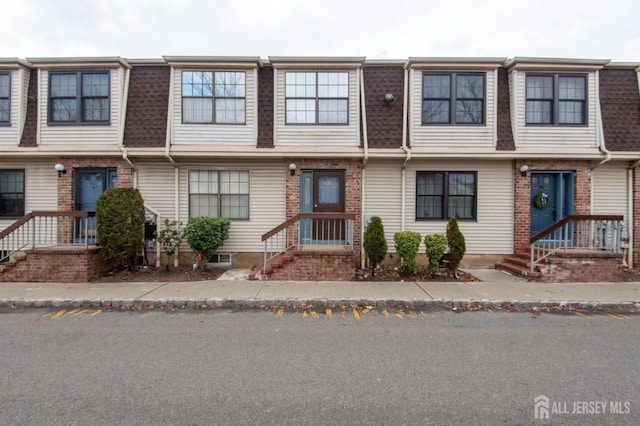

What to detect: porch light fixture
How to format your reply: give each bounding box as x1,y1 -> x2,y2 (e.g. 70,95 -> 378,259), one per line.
519,164 -> 529,177
384,93 -> 394,102
289,163 -> 297,176
54,163 -> 67,177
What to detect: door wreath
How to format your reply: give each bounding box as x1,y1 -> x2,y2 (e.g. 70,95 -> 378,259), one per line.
533,192 -> 551,209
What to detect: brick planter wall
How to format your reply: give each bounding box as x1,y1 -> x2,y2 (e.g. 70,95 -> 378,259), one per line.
268,250 -> 356,281
0,247 -> 119,282
538,254 -> 623,282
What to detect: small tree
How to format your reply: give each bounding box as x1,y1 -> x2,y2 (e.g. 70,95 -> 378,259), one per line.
424,234 -> 447,274
154,219 -> 184,270
96,188 -> 145,272
363,216 -> 387,276
393,231 -> 422,275
184,217 -> 231,271
446,217 -> 466,277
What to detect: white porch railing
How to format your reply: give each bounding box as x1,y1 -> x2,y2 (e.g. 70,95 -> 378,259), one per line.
529,214 -> 625,271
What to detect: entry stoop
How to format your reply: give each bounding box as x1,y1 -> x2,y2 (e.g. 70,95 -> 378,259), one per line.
495,253 -> 542,280
250,246 -> 356,281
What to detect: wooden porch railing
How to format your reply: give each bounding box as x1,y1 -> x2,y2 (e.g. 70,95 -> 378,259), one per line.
261,213 -> 356,277
0,211 -> 96,263
529,214 -> 625,271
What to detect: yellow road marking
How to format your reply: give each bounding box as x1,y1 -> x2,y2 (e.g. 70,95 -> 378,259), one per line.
408,311 -> 417,318
276,308 -> 284,318
310,310 -> 319,319
606,313 -> 629,320
302,310 -> 308,319
362,308 -> 370,315
420,310 -> 427,316
352,308 -> 361,320
395,311 -> 404,320
42,313 -> 52,318
325,308 -> 332,318
574,311 -> 592,320
70,309 -> 89,317
90,309 -> 102,317
381,309 -> 390,318
65,309 -> 80,316
51,310 -> 66,319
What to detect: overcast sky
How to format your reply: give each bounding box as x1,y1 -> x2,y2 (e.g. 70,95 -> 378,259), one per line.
1,0 -> 638,62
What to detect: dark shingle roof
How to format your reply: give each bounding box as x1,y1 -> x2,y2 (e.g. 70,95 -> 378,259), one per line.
19,71 -> 37,147
257,66 -> 274,148
599,67 -> 640,152
362,65 -> 404,149
496,67 -> 515,151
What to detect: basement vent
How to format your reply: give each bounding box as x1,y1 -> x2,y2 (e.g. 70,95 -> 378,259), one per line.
208,253 -> 232,267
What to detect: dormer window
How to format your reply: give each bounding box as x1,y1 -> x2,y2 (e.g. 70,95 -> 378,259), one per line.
0,72 -> 9,124
181,71 -> 246,124
285,71 -> 349,125
422,72 -> 485,125
526,74 -> 587,125
49,71 -> 110,124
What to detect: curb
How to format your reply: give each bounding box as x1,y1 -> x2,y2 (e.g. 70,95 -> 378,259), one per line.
1,298 -> 639,312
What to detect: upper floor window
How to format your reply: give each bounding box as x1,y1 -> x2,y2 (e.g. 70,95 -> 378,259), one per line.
422,72 -> 485,125
526,74 -> 587,125
416,171 -> 476,220
0,72 -> 9,124
189,170 -> 250,220
285,71 -> 349,125
49,71 -> 110,124
182,71 -> 246,124
0,169 -> 25,217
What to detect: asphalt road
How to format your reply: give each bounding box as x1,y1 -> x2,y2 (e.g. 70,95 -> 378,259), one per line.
0,308 -> 638,425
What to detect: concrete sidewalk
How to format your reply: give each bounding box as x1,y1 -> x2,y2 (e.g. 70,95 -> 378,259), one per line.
1,269 -> 639,311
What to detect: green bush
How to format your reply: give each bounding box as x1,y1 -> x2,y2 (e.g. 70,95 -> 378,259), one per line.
184,217 -> 231,270
446,217 -> 466,274
424,233 -> 447,274
96,188 -> 145,272
154,219 -> 184,270
393,231 -> 422,275
363,216 -> 387,276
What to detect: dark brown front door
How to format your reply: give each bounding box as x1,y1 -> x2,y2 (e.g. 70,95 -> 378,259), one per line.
312,170 -> 345,241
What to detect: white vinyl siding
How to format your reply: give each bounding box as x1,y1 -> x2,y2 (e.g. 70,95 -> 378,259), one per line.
38,69 -> 121,145
0,69 -> 30,145
274,68 -> 360,146
510,70 -> 598,149
172,68 -> 257,145
410,68 -> 496,147
365,160 -> 513,255
136,161 -> 285,253
592,163 -> 628,216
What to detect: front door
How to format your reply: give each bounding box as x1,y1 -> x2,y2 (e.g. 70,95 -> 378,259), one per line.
300,170 -> 346,243
530,172 -> 574,236
75,168 -> 117,242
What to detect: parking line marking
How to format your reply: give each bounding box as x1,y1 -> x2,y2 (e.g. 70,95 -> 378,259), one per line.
325,308 -> 332,318
51,310 -> 66,319
310,310 -> 319,319
65,309 -> 80,316
395,311 -> 404,320
42,313 -> 52,318
574,311 -> 592,320
70,309 -> 89,317
420,311 -> 427,316
606,313 -> 629,320
302,310 -> 308,319
408,311 -> 417,318
353,308 -> 361,320
90,309 -> 102,317
362,308 -> 370,315
276,308 -> 284,318
381,309 -> 390,318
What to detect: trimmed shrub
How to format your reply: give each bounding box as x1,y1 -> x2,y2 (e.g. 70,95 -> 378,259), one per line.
184,217 -> 231,270
393,231 -> 422,275
424,233 -> 447,274
96,187 -> 145,272
363,216 -> 387,276
446,217 -> 466,275
154,219 -> 184,270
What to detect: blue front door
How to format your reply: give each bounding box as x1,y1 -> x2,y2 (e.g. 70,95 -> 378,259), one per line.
530,172 -> 574,236
75,168 -> 117,241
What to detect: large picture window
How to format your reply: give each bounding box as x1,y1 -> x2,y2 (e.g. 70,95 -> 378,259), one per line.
49,71 -> 110,124
0,169 -> 25,217
526,74 -> 587,125
285,71 -> 349,124
189,170 -> 249,220
422,72 -> 485,124
416,171 -> 476,220
182,71 -> 246,124
0,72 -> 9,124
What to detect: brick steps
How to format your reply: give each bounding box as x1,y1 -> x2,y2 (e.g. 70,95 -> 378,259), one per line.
495,260 -> 541,279
249,248 -> 355,281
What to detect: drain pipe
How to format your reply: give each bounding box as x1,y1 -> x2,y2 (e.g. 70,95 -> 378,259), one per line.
359,67 -> 369,269
118,65 -> 136,181
400,62 -> 411,231
165,66 -> 179,266
627,159 -> 640,268
592,70 -> 612,171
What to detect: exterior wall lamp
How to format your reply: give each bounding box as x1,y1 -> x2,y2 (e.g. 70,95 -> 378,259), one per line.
384,93 -> 394,102
54,163 -> 67,177
520,164 -> 529,177
289,163 -> 297,176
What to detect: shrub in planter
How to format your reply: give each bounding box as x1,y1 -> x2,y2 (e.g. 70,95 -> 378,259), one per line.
363,216 -> 387,276
446,217 -> 466,276
154,219 -> 184,270
393,231 -> 422,275
184,217 -> 231,271
96,187 -> 145,272
424,233 -> 447,274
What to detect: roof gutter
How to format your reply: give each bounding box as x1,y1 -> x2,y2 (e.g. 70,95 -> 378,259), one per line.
360,67 -> 369,168
401,62 -> 411,231
165,66 -> 176,167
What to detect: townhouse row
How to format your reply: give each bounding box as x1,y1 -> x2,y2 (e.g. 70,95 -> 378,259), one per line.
1,55 -> 639,269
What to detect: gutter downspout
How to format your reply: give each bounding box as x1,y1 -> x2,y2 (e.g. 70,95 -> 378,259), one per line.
118,66 -> 136,179
400,63 -> 411,231
627,159 -> 640,268
165,66 -> 178,266
592,70 -> 611,171
359,67 -> 369,269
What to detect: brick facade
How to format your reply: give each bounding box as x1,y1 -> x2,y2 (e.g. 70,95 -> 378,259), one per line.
513,159 -> 592,253
267,250 -> 356,281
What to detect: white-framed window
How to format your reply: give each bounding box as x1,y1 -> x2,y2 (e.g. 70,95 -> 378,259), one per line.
182,71 -> 246,124
208,252 -> 232,267
285,71 -> 349,124
188,170 -> 249,220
